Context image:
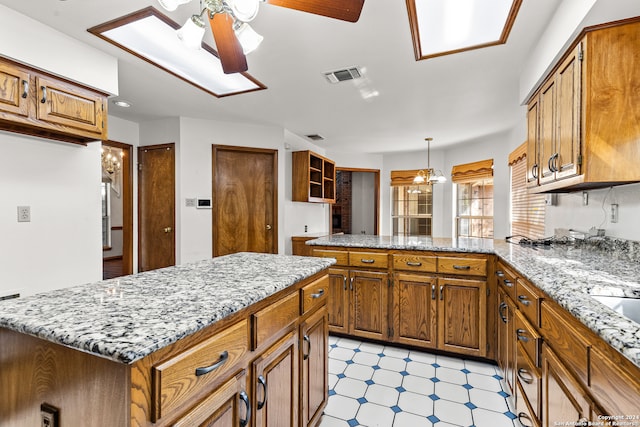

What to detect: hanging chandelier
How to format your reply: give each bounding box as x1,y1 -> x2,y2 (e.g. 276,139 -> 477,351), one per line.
413,137 -> 447,184
101,147 -> 124,175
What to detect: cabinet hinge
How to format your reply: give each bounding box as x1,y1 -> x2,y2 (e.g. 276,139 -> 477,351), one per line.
138,163 -> 143,171
577,154 -> 583,166
486,289 -> 490,297
388,278 -> 392,287
578,49 -> 584,61
388,327 -> 394,337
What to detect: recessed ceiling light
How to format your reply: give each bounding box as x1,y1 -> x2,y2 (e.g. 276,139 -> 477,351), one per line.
113,100 -> 132,108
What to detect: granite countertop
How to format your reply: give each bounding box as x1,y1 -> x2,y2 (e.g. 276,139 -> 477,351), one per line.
307,234 -> 640,368
0,252 -> 335,364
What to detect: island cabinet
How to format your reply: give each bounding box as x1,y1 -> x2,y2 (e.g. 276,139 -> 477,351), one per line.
0,270 -> 330,427
314,247 -> 493,359
0,55 -> 108,144
526,18 -> 640,192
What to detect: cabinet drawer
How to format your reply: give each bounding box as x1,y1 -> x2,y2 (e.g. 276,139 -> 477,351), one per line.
253,291 -> 299,349
301,275 -> 328,314
495,261 -> 517,301
516,279 -> 541,326
438,257 -> 487,276
349,251 -> 388,269
516,342 -> 540,422
540,302 -> 589,385
313,249 -> 348,266
515,309 -> 540,367
152,319 -> 249,421
392,254 -> 437,272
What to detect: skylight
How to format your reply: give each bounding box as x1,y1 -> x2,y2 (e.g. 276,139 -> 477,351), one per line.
88,7 -> 266,97
406,0 -> 522,60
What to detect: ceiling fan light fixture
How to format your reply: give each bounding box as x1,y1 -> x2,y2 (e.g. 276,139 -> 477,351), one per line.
177,14 -> 206,50
228,0 -> 260,22
158,0 -> 192,12
234,22 -> 263,54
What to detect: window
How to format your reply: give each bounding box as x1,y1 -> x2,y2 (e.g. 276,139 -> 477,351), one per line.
390,170 -> 433,236
509,143 -> 545,238
452,159 -> 494,238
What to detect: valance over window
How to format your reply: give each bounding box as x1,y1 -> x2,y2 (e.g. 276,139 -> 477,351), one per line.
451,159 -> 494,183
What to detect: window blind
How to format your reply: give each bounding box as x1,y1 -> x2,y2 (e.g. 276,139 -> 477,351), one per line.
509,143 -> 545,239
390,170 -> 422,186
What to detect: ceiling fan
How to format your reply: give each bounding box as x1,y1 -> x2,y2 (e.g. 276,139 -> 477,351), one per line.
158,0 -> 366,74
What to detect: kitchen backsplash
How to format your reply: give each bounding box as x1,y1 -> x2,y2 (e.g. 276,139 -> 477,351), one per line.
573,236 -> 640,262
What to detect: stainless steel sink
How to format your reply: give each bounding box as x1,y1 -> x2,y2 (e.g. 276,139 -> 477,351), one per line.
591,295 -> 640,324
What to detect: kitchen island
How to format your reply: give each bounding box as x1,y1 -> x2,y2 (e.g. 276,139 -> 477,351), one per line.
308,234 -> 640,421
0,252 -> 335,427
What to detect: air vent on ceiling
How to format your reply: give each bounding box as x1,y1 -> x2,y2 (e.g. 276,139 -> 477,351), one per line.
324,66 -> 362,84
305,134 -> 325,141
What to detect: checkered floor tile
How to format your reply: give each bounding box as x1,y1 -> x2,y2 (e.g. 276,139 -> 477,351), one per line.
320,336 -> 516,427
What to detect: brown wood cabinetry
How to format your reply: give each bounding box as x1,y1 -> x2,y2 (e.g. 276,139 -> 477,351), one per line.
526,18 -> 640,192
497,287 -> 516,393
0,56 -> 108,144
292,150 -> 336,203
314,247 -> 491,359
0,271 -> 329,427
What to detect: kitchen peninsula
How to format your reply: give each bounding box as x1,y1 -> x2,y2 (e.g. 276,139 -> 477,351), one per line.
308,234 -> 640,422
0,252 -> 335,427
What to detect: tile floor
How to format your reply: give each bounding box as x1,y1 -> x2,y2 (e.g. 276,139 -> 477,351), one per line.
320,336 -> 517,427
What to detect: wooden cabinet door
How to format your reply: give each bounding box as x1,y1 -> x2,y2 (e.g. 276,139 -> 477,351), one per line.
252,330 -> 299,427
437,277 -> 487,357
300,307 -> 328,427
0,61 -> 31,118
35,75 -> 105,136
539,78 -> 557,185
542,344 -> 591,427
555,44 -> 582,181
172,370 -> 250,427
394,273 -> 437,349
497,289 -> 515,393
349,270 -> 388,341
327,268 -> 349,334
526,97 -> 540,186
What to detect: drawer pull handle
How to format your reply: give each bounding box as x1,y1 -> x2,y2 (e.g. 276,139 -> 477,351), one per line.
518,295 -> 531,306
343,275 -> 347,291
40,86 -> 47,104
517,412 -> 533,427
239,390 -> 251,427
350,277 -> 354,291
303,334 -> 311,360
439,285 -> 444,301
499,302 -> 507,323
496,270 -> 505,277
453,265 -> 471,270
431,284 -> 436,300
516,329 -> 529,342
360,259 -> 375,264
257,375 -> 267,410
406,261 -> 422,267
22,80 -> 29,98
311,289 -> 325,299
503,279 -> 513,288
195,350 -> 229,377
517,368 -> 534,384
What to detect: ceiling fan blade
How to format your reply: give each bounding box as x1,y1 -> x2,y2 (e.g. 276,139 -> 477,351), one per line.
209,13 -> 248,74
264,0 -> 365,23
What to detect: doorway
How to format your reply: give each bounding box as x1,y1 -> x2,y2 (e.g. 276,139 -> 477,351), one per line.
101,140 -> 133,279
212,145 -> 278,256
138,143 -> 176,272
332,168 -> 380,235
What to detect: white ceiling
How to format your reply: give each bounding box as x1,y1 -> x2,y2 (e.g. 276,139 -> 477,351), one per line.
1,0 -> 565,153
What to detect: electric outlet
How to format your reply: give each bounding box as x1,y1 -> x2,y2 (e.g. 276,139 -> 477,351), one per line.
185,198 -> 196,207
41,403 -> 59,427
611,204 -> 619,223
17,206 -> 30,222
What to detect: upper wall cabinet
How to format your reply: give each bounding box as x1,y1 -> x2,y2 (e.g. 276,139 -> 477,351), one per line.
526,18 -> 640,193
0,56 -> 108,145
292,150 -> 336,203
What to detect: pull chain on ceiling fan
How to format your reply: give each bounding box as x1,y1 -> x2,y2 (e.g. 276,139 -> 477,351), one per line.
158,0 -> 365,74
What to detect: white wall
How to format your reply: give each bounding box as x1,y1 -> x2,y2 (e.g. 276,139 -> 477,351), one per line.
0,4 -> 118,95
0,133 -> 102,297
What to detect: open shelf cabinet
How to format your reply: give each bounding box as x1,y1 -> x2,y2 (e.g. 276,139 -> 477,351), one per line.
292,150 -> 336,203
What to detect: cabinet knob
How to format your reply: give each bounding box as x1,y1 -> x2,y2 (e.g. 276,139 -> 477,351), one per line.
266,224 -> 272,230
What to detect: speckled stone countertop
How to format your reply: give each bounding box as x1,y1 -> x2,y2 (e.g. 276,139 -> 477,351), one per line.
308,234 -> 640,368
0,252 -> 335,364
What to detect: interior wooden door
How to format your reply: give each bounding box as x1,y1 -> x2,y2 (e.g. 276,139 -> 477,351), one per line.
212,145 -> 278,257
138,143 -> 175,272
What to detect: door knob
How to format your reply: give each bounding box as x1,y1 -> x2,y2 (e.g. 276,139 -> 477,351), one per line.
266,224 -> 272,230
164,227 -> 172,233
